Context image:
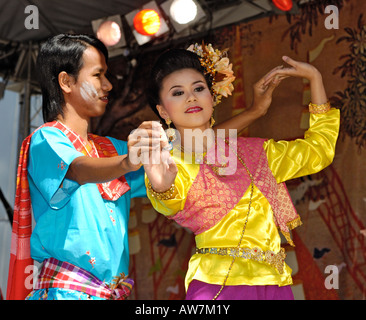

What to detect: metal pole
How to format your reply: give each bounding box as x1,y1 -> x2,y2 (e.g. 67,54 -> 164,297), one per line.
24,41 -> 32,138
14,43 -> 33,215
16,42 -> 32,159
0,187 -> 13,225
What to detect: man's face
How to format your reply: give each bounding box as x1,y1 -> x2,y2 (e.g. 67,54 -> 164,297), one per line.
68,46 -> 113,120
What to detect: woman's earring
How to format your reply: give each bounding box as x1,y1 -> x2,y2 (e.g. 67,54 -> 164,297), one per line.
210,115 -> 215,128
165,118 -> 176,142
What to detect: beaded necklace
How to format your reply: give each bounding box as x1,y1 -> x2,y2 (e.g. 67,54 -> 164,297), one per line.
177,140 -> 254,299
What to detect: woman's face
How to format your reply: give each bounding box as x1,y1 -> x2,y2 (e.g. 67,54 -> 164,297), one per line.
157,68 -> 214,134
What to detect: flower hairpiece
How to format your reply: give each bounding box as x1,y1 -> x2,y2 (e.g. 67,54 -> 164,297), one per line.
187,42 -> 235,106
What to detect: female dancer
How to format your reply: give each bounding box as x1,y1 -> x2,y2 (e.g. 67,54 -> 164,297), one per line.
143,44 -> 339,300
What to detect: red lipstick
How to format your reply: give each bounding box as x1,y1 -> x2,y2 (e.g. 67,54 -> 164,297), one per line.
185,106 -> 202,113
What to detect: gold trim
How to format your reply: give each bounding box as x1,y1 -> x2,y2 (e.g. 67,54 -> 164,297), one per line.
287,216 -> 303,230
195,246 -> 286,274
278,217 -> 303,247
281,231 -> 295,247
308,101 -> 331,114
147,182 -> 176,200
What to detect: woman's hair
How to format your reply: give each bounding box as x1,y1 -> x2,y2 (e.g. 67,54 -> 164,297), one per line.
147,48 -> 212,120
36,34 -> 109,122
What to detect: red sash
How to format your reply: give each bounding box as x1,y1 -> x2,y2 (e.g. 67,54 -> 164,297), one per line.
7,121 -> 130,300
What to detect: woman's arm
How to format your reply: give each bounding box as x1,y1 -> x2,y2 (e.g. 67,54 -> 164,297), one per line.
265,109 -> 340,183
263,56 -> 339,183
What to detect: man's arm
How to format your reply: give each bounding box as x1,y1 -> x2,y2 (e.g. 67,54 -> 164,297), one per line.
66,121 -> 162,185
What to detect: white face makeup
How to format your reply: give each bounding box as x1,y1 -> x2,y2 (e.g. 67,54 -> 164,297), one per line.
80,81 -> 98,102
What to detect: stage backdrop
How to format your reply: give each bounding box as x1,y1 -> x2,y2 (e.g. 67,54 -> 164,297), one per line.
93,0 -> 365,300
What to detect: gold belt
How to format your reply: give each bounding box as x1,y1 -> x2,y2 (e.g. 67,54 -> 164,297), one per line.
195,246 -> 286,274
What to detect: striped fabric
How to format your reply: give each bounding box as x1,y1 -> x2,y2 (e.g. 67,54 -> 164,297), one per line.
33,258 -> 133,300
7,126 -> 37,300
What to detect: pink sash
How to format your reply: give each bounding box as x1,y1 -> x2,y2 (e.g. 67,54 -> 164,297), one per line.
169,137 -> 300,246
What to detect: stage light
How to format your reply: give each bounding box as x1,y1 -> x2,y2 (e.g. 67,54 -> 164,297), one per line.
91,15 -> 126,57
125,1 -> 169,46
161,0 -> 205,33
96,21 -> 121,46
272,0 -> 293,11
133,9 -> 161,36
169,0 -> 197,25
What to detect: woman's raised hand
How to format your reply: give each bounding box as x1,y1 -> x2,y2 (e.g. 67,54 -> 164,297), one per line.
263,56 -> 327,105
263,56 -> 321,86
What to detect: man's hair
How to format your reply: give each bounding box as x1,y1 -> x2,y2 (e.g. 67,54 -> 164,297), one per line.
36,34 -> 108,122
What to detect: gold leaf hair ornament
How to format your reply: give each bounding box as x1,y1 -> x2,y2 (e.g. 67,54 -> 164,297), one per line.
187,42 -> 235,106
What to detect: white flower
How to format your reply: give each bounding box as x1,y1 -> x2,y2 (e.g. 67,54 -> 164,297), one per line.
187,42 -> 235,106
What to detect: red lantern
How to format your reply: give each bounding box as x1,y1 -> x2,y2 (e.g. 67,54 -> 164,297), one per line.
133,9 -> 161,36
272,0 -> 293,11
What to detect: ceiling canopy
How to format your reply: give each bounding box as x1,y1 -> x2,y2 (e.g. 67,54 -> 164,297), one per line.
0,0 -> 285,83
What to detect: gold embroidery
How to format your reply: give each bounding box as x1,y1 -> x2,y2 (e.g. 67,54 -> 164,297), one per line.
196,246 -> 286,274
279,217 -> 303,247
308,101 -> 331,114
287,216 -> 303,230
281,231 -> 295,247
147,182 -> 176,200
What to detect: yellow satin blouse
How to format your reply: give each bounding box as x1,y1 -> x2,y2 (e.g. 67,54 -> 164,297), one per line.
146,108 -> 340,290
